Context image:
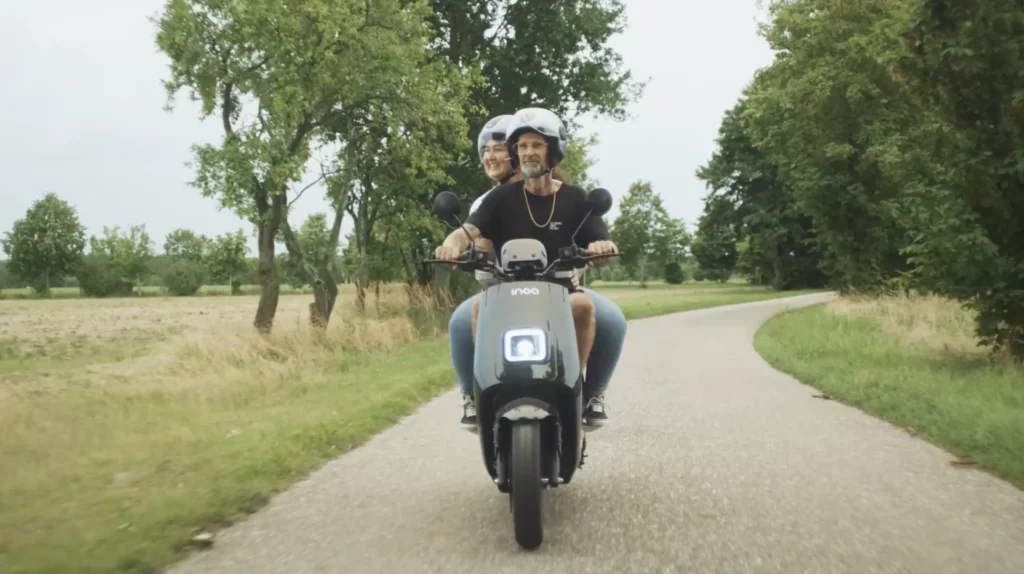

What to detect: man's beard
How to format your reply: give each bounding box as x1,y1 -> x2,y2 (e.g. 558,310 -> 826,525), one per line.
521,161 -> 547,179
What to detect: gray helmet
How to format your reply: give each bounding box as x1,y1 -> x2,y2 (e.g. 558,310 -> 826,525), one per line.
477,114 -> 513,163
504,107 -> 568,169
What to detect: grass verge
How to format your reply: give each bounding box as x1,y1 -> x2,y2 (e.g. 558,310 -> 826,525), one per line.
1,338 -> 454,574
1,283 -> 819,573
613,286 -> 822,320
754,293 -> 1024,489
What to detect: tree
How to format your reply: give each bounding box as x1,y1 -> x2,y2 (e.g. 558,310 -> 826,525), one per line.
559,133 -> 601,190
697,97 -> 826,290
155,0 -> 458,331
888,0 -> 1024,358
1,193 -> 86,295
204,230 -> 249,294
326,52 -> 471,314
691,196 -> 738,283
78,225 -> 154,297
702,0 -> 1022,357
279,213 -> 345,324
610,180 -> 684,286
659,216 -> 690,266
163,229 -> 209,262
162,259 -> 205,296
162,228 -> 209,296
744,0 -> 915,291
427,0 -> 646,218
664,261 -> 686,285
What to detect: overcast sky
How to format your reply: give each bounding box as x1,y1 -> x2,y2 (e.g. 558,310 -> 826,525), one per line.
0,0 -> 775,254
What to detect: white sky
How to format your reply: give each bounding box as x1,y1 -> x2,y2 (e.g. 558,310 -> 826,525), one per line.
0,0 -> 775,254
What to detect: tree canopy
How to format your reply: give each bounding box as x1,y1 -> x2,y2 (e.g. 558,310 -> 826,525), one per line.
694,0 -> 1024,358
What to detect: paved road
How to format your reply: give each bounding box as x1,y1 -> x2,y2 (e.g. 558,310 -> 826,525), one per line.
170,293 -> 1024,574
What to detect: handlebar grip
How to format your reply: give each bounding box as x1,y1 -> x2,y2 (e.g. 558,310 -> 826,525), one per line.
424,249 -> 476,265
582,251 -> 620,259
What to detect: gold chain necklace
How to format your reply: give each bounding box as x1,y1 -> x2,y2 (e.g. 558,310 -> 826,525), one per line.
524,185 -> 557,228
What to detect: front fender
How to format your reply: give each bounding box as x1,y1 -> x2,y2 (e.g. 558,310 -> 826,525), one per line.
473,281 -> 580,391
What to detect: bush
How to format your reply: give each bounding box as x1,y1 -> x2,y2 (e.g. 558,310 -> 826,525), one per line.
693,267 -> 731,283
664,261 -> 686,284
76,254 -> 134,297
163,259 -> 206,296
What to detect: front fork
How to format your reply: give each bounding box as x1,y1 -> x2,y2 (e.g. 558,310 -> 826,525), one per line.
494,417 -> 584,492
493,410 -> 563,492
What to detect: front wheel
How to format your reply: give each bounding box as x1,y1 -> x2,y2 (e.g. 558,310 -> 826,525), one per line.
510,420 -> 544,549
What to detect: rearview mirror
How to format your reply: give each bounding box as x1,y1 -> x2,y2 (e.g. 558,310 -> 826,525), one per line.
432,191 -> 462,225
585,188 -> 613,217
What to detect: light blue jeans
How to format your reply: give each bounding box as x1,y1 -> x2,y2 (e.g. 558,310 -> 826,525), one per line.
448,287 -> 627,395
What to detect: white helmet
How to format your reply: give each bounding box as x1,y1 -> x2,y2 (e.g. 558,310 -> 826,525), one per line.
476,114 -> 513,163
504,107 -> 568,169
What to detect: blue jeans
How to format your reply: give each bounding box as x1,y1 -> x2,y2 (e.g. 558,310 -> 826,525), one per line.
448,287 -> 627,395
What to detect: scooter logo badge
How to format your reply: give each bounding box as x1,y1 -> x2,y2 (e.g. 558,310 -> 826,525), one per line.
510,287 -> 541,296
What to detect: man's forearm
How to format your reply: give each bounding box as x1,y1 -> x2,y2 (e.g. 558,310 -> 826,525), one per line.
442,223 -> 482,251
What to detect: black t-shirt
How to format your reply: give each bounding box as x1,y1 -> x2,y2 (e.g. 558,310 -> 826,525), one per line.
466,181 -> 610,287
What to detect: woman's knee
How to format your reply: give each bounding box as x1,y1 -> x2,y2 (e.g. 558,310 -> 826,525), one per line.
569,292 -> 596,321
584,289 -> 626,336
449,295 -> 476,334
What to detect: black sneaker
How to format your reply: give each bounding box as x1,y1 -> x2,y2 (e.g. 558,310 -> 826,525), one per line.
583,392 -> 609,427
460,394 -> 478,432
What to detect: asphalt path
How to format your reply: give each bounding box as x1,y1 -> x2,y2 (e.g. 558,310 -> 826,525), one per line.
169,293 -> 1024,574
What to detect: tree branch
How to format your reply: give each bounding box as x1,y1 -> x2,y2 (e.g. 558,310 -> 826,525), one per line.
288,173 -> 327,209
484,0 -> 512,45
279,217 -> 319,284
359,0 -> 397,32
287,115 -> 315,156
256,105 -> 269,138
328,202 -> 345,254
221,82 -> 236,137
243,55 -> 270,75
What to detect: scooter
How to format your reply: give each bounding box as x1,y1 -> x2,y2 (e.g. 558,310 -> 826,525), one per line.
425,187 -> 618,550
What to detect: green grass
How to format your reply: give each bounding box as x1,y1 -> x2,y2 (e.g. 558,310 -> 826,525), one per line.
754,297 -> 1024,489
1,339 -> 455,574
611,286 -> 822,320
0,282 -> 818,573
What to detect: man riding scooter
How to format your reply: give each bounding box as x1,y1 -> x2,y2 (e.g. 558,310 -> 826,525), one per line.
435,107 -> 621,424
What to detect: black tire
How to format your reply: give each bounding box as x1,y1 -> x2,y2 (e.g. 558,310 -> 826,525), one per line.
510,420 -> 544,549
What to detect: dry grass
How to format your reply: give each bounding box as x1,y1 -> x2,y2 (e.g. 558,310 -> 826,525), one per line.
826,292 -> 988,357
0,283 -> 456,401
0,283 -> 422,342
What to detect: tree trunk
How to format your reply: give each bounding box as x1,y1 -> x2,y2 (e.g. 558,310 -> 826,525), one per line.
315,204 -> 345,327
281,202 -> 345,329
253,193 -> 285,333
308,267 -> 339,329
254,222 -> 281,333
354,279 -> 367,313
353,247 -> 369,313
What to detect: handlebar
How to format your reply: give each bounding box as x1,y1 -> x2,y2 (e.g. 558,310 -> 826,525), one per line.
424,246 -> 620,281
423,249 -> 486,270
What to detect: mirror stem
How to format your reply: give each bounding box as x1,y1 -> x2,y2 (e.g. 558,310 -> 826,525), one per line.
569,208 -> 594,248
